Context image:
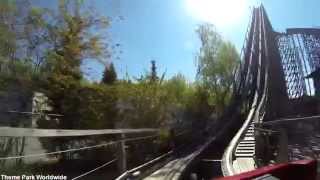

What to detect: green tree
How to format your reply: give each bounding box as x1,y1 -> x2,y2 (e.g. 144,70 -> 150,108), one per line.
38,0 -> 111,128
0,1 -> 42,167
196,23 -> 240,116
165,73 -> 188,106
0,0 -> 46,75
43,0 -> 109,79
101,63 -> 117,85
0,0 -> 41,90
0,0 -> 17,66
149,60 -> 158,83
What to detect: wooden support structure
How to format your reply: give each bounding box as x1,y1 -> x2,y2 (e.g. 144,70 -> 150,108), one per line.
276,128 -> 288,163
0,127 -> 158,137
117,133 -> 127,173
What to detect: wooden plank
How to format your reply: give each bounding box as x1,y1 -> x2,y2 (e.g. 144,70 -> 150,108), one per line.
144,152 -> 195,180
239,141 -> 255,144
235,150 -> 254,154
237,146 -> 255,150
6,111 -> 63,117
235,154 -> 254,158
0,127 -> 159,137
232,160 -> 241,174
118,133 -> 127,173
244,137 -> 255,141
238,144 -> 255,147
236,158 -> 255,172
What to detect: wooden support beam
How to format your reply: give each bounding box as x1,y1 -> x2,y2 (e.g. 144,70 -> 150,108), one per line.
0,127 -> 159,137
117,133 -> 127,173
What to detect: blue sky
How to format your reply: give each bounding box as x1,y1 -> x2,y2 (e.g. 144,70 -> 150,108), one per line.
33,0 -> 320,82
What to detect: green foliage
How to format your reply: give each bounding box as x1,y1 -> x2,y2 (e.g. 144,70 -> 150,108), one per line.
150,60 -> 158,83
101,63 -> 117,85
164,73 -> 190,108
0,0 -> 114,130
77,84 -> 118,129
0,0 -> 17,62
39,78 -> 117,129
0,1 -> 239,129
34,0 -> 113,130
0,0 -> 48,73
0,0 -> 240,165
44,1 -> 109,77
196,23 -> 240,116
37,81 -> 118,161
116,80 -> 170,128
114,72 -> 210,129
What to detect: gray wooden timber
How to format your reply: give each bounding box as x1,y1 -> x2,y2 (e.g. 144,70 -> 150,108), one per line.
0,127 -> 159,137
